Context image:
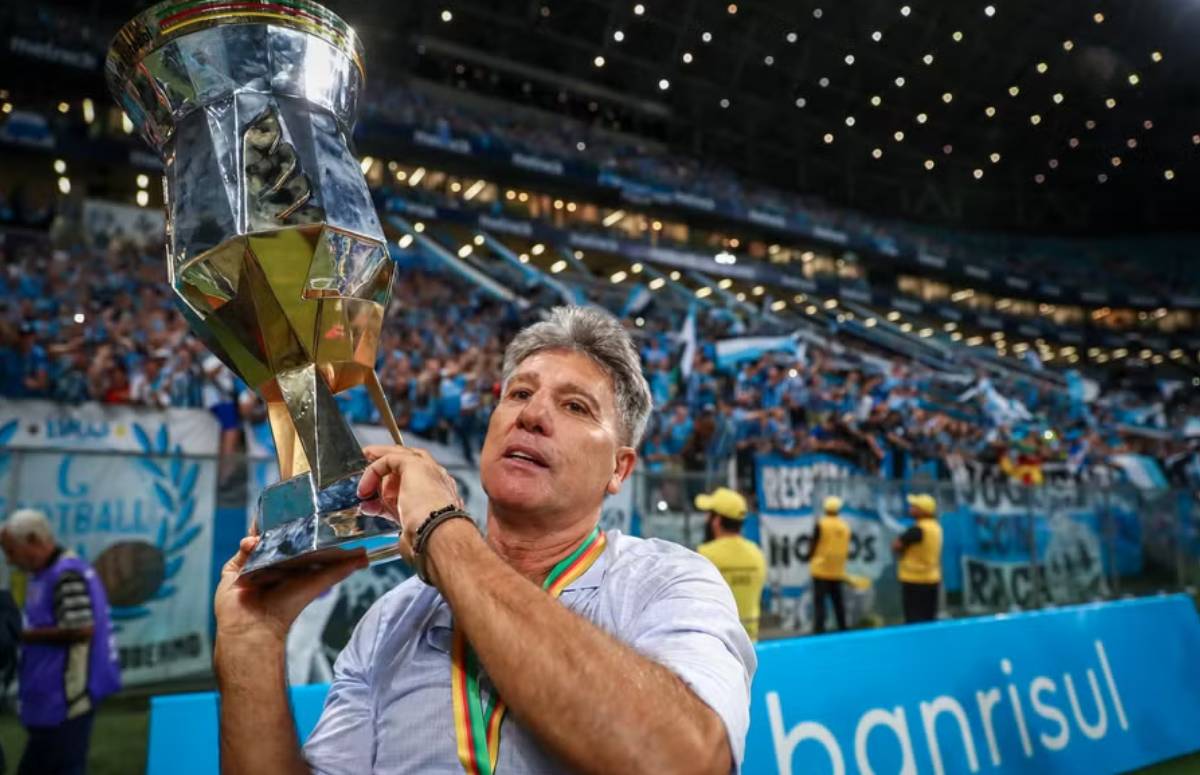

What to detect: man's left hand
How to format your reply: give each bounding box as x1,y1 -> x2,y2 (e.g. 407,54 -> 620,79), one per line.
358,445 -> 464,561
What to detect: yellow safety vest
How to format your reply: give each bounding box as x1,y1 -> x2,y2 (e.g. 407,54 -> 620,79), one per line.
898,519 -> 943,584
810,515 -> 851,581
698,536 -> 767,641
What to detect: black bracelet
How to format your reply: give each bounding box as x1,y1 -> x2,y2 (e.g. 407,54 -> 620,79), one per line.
412,505 -> 476,585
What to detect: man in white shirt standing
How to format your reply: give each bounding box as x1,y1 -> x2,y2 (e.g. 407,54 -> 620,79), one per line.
213,306 -> 756,774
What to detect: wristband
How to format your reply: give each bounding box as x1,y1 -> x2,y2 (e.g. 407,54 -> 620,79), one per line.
412,505 -> 475,585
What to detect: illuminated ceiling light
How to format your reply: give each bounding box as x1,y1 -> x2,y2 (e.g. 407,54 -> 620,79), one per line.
634,3 -> 645,14
753,285 -> 766,296
823,132 -> 835,144
1105,97 -> 1117,109
943,144 -> 953,154
1030,114 -> 1041,125
409,166 -> 426,186
648,277 -> 665,290
1034,173 -> 1045,183
53,159 -> 67,174
440,9 -> 453,22
1053,92 -> 1064,104
701,31 -> 713,42
1085,119 -> 1096,129
917,112 -> 928,123
786,32 -> 798,43
923,53 -> 934,65
553,198 -> 564,209
718,278 -> 733,289
900,5 -> 911,16
795,97 -> 807,108
631,262 -> 644,273
651,220 -> 663,230
397,234 -> 414,249
813,7 -> 823,18
865,318 -> 878,328
464,179 -> 486,200
593,55 -> 606,67
900,322 -> 914,332
845,116 -> 856,127
549,259 -> 566,274
121,112 -> 134,133
1194,134 -> 1200,145
720,97 -> 730,108
136,173 -> 149,188
845,54 -> 856,65
872,30 -> 883,42
870,95 -> 882,106
1151,51 -> 1163,63
1165,169 -> 1176,180
82,98 -> 95,124
1093,11 -> 1104,23
894,130 -> 905,141
358,156 -> 376,175
952,30 -> 963,42
1063,40 -> 1074,51
135,189 -> 149,207
989,152 -> 1001,163
1098,173 -> 1108,183
1111,156 -> 1121,167
872,147 -> 883,159
610,270 -> 628,283
457,244 -> 473,258
1069,137 -> 1080,147
819,77 -> 830,87
727,3 -> 737,13
658,78 -> 670,90
1143,119 -> 1153,129
1008,85 -> 1020,97
531,242 -> 546,255
682,52 -> 693,63
613,29 -> 625,41
1036,62 -> 1048,74
472,233 -> 485,246
576,141 -> 587,151
771,300 -> 788,312
1127,138 -> 1137,149
1048,158 -> 1059,168
413,221 -> 426,233
973,168 -> 984,179
887,311 -> 902,322
895,76 -> 906,87
1128,73 -> 1140,86
941,92 -> 953,103
764,55 -> 775,65
985,106 -> 996,117
984,5 -> 996,17
924,159 -> 935,170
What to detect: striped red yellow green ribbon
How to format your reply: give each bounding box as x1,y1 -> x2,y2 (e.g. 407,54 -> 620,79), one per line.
451,526 -> 607,775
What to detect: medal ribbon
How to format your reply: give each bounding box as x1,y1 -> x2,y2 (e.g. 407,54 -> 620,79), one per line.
451,526 -> 607,775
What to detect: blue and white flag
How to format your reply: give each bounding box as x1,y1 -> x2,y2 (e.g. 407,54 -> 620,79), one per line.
679,303 -> 698,378
714,334 -> 800,370
620,284 -> 653,318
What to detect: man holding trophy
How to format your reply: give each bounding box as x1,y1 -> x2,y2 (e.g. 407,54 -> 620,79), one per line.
107,3 -> 753,773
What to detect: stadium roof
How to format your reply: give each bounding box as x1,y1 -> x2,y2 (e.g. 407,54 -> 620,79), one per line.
330,0 -> 1200,234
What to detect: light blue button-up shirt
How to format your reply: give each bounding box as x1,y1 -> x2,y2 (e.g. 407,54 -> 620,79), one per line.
303,531 -> 757,774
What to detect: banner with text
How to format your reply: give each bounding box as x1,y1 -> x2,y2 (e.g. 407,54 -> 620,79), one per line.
745,595 -> 1200,774
0,400 -> 218,685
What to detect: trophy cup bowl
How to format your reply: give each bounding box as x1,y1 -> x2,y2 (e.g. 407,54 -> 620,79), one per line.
106,0 -> 404,580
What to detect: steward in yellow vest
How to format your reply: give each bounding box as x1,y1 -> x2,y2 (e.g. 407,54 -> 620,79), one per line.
695,487 -> 766,641
805,496 -> 851,633
893,493 -> 943,624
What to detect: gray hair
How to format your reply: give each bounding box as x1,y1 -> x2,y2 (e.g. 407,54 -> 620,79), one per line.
502,306 -> 652,447
4,508 -> 54,544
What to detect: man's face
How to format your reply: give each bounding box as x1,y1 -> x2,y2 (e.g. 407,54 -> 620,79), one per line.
480,349 -> 635,522
2,534 -> 38,572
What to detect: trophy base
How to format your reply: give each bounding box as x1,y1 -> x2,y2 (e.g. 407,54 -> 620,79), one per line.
240,469 -> 401,584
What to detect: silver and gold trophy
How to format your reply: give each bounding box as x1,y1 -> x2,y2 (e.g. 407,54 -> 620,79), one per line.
107,0 -> 403,579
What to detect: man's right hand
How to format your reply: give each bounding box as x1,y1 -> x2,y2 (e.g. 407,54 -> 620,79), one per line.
213,536 -> 367,654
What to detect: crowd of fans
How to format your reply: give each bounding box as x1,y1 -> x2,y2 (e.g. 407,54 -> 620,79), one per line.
3,222 -> 1198,494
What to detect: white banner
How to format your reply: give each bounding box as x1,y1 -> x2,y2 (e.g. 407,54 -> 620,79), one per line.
0,400 -> 218,685
759,512 -> 889,590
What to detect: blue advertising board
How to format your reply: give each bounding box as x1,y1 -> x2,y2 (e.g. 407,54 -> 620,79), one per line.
744,595 -> 1200,774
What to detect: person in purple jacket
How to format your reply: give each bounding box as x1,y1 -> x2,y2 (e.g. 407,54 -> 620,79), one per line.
1,508 -> 121,775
